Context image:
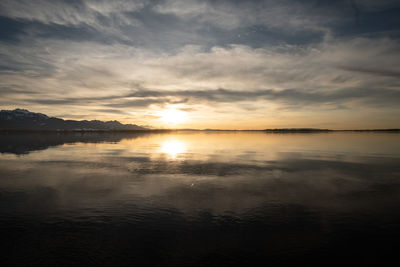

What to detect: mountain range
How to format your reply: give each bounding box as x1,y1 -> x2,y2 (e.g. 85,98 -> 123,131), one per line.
0,109 -> 147,131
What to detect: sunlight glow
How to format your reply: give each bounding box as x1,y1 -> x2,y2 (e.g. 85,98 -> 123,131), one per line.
160,109 -> 187,125
161,140 -> 186,159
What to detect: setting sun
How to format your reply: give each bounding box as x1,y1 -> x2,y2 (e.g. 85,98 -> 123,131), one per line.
160,109 -> 187,125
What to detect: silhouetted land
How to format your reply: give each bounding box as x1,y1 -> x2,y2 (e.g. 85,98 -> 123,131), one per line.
0,108 -> 147,131
179,128 -> 399,132
0,109 -> 398,133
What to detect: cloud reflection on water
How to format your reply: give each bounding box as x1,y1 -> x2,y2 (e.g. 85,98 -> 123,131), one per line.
1,132 -> 400,265
0,131 -> 399,217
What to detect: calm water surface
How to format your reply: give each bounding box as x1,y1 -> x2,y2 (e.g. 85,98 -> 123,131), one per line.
0,132 -> 400,266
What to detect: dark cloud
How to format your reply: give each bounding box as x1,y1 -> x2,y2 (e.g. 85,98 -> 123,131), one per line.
121,87 -> 400,107
20,86 -> 400,110
1,0 -> 399,49
94,109 -> 129,114
28,99 -> 78,105
105,99 -> 166,108
341,66 -> 400,78
0,16 -> 26,43
0,87 -> 40,96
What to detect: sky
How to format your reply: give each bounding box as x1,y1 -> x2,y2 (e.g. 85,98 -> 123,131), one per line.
0,0 -> 399,129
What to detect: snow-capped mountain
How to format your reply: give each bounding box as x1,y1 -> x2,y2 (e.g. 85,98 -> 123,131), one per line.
0,109 -> 147,131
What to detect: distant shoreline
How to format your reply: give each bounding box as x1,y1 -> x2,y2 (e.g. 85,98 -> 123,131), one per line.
2,109 -> 398,133
0,128 -> 399,133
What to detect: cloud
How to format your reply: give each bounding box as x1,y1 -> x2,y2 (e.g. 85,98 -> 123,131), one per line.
153,0 -> 332,34
341,66 -> 400,78
1,37 -> 399,109
0,0 -> 399,128
0,0 -> 147,44
15,85 -> 400,111
94,109 -> 129,115
0,0 -> 146,27
113,87 -> 400,108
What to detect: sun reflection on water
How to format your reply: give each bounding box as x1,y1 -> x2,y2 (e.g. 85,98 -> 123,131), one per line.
161,140 -> 186,159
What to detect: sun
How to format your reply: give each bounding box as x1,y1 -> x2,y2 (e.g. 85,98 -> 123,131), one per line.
160,109 -> 187,125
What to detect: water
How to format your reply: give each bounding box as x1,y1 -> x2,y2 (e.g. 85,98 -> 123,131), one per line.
0,131 -> 399,266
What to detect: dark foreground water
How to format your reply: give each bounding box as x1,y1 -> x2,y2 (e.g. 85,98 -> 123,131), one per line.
0,131 -> 399,266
